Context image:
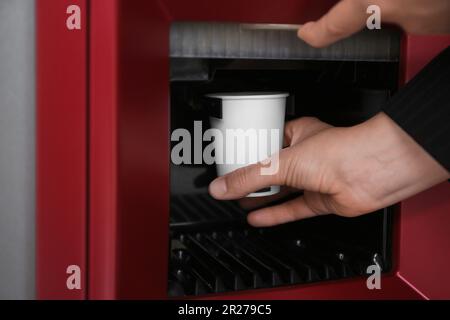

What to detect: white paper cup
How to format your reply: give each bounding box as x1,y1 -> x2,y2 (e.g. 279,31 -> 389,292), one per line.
205,92 -> 288,197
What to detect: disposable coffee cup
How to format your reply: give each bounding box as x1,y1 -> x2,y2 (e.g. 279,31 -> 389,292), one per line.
205,92 -> 288,197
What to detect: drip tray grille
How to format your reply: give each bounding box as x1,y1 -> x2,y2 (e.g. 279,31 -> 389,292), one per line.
169,194 -> 389,297
169,228 -> 382,297
170,194 -> 246,230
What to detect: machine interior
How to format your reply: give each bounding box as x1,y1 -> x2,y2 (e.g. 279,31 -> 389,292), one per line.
168,22 -> 400,297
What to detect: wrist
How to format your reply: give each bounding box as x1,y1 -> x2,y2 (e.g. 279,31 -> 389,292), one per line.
355,112 -> 449,202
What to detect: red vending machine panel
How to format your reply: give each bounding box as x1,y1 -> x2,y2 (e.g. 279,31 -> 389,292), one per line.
37,0 -> 450,299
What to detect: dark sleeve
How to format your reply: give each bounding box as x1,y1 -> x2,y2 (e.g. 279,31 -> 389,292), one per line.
382,45 -> 450,172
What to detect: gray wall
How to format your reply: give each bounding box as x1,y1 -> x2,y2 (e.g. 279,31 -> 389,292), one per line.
0,0 -> 36,299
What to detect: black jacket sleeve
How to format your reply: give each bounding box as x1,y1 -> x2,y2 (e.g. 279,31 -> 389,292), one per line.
382,45 -> 450,172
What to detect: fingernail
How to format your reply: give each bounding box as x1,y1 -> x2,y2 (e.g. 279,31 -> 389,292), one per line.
209,177 -> 227,197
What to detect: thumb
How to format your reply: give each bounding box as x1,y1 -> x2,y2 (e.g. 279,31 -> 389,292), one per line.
208,149 -> 294,200
298,0 -> 370,48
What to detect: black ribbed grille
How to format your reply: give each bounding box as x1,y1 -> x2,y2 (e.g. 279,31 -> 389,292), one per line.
170,194 -> 245,230
169,195 -> 387,297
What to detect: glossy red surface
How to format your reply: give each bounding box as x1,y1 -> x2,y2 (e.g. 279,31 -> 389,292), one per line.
399,179 -> 450,299
206,276 -> 422,300
89,0 -> 119,299
38,0 -> 450,299
36,0 -> 88,299
113,0 -> 171,299
162,0 -> 337,23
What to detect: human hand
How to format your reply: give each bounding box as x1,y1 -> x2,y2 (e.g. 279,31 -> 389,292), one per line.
208,113 -> 449,227
298,0 -> 450,48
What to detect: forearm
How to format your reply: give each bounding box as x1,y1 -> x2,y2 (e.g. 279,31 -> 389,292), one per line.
382,45 -> 450,172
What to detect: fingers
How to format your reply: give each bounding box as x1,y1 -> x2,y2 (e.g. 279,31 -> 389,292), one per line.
247,193 -> 331,227
209,148 -> 294,200
238,187 -> 298,210
209,118 -> 332,201
284,117 -> 332,146
297,0 -> 370,48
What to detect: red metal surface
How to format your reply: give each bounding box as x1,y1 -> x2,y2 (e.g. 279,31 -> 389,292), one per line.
162,0 -> 337,23
89,0 -> 119,299
113,0 -> 171,299
39,0 -> 450,299
399,182 -> 450,299
206,275 -> 422,300
37,0 -> 88,299
88,0 -> 172,299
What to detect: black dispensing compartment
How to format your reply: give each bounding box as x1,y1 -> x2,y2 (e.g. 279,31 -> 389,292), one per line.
168,22 -> 400,297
